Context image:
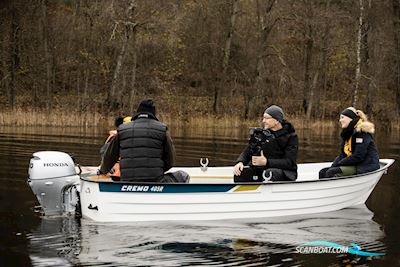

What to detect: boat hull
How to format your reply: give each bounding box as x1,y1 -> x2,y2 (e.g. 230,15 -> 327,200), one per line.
80,159 -> 394,222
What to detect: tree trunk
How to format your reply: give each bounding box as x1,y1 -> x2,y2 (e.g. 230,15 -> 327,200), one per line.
109,35 -> 127,106
129,35 -> 137,115
257,0 -> 276,92
303,4 -> 313,116
393,0 -> 400,115
109,0 -> 136,109
213,86 -> 221,114
41,0 -> 52,110
127,1 -> 138,114
1,31 -> 9,100
83,68 -> 89,113
306,71 -> 318,120
222,0 -> 239,76
353,0 -> 364,107
9,5 -> 20,111
76,71 -> 80,111
244,93 -> 257,120
63,0 -> 80,92
120,69 -> 127,106
248,0 -> 276,118
364,30 -> 373,114
362,1 -> 373,114
214,0 -> 239,114
318,0 -> 330,119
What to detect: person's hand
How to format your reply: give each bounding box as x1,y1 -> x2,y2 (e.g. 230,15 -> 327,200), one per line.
233,162 -> 244,176
252,151 -> 267,166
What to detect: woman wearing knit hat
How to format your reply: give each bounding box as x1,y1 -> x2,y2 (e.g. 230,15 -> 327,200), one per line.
319,107 -> 380,178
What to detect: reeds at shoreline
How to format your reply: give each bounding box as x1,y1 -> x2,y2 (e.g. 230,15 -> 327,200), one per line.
2,108 -> 397,131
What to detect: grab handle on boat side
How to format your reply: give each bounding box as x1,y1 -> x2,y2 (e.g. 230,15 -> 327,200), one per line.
262,170 -> 272,181
200,158 -> 209,172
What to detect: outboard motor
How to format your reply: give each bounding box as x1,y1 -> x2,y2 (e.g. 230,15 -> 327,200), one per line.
28,151 -> 81,216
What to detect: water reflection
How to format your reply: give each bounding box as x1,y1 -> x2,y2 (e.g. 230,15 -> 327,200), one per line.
27,205 -> 384,266
28,217 -> 81,266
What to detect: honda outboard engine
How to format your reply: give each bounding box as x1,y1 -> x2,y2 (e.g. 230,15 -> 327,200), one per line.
28,151 -> 80,216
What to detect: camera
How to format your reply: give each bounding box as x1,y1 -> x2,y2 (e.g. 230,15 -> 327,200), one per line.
248,127 -> 274,156
234,128 -> 274,183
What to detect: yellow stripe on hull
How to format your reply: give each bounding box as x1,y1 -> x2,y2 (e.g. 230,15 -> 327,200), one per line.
233,185 -> 261,192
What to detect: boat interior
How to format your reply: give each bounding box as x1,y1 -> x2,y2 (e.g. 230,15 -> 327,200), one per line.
80,160 -> 393,184
80,162 -> 337,184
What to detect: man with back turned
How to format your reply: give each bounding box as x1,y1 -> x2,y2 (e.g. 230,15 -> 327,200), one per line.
99,99 -> 188,183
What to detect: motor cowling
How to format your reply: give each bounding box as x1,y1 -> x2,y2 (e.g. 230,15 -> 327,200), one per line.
28,151 -> 80,216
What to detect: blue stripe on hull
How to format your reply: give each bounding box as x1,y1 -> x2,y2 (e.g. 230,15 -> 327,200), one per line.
99,183 -> 236,193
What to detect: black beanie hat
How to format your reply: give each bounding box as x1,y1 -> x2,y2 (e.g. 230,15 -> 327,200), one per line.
264,105 -> 284,122
137,99 -> 156,116
114,117 -> 124,128
341,108 -> 358,120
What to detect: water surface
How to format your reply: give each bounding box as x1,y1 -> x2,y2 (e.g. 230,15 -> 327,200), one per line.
0,125 -> 398,266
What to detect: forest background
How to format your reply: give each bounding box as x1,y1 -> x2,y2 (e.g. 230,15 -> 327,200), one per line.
1,0 -> 400,129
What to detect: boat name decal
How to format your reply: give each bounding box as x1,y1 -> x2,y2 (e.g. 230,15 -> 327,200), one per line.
43,163 -> 69,167
99,183 -> 235,193
121,185 -> 164,192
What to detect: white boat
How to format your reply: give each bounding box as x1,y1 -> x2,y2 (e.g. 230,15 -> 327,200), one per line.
27,151 -> 395,222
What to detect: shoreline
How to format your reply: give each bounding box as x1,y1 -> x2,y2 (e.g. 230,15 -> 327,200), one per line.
0,109 -> 398,131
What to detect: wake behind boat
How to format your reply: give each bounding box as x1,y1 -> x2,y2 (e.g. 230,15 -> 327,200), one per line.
27,151 -> 395,222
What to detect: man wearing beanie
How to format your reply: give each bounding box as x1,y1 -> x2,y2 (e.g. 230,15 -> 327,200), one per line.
233,104 -> 298,181
100,99 -> 189,183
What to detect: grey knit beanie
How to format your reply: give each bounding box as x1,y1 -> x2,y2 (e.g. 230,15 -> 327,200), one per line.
264,105 -> 284,122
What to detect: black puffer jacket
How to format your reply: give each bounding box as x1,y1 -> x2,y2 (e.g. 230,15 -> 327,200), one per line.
118,114 -> 166,181
236,120 -> 298,180
100,113 -> 175,182
332,120 -> 379,174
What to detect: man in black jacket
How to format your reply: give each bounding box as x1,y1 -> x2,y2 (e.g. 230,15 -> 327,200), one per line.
100,99 -> 189,183
233,105 -> 298,181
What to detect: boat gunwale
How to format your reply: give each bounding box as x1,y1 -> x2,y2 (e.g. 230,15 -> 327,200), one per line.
79,159 -> 395,186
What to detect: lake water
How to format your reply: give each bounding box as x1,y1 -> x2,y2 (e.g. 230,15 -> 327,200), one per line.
0,125 -> 399,267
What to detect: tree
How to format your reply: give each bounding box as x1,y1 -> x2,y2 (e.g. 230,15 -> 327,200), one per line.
41,0 -> 53,110
353,0 -> 365,107
316,0 -> 331,120
213,0 -> 240,114
0,0 -> 398,125
302,0 -> 315,118
244,0 -> 277,119
304,0 -> 332,120
1,1 -> 21,110
393,0 -> 400,115
108,1 -> 137,109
